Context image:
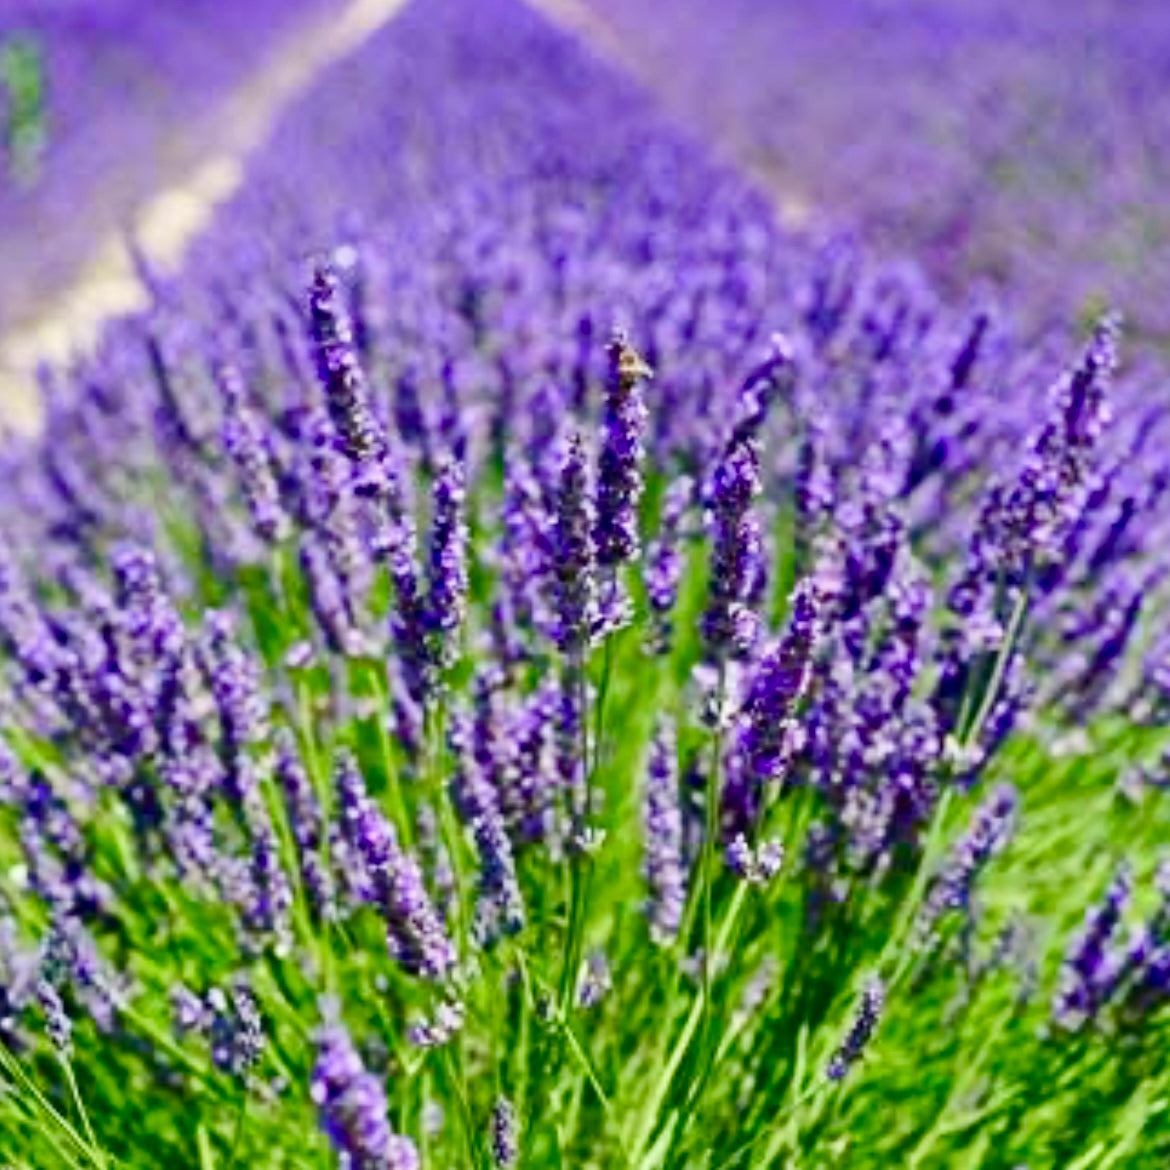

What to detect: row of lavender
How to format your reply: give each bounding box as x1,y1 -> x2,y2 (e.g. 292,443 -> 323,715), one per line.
0,0 -> 339,325
582,0 -> 1170,347
2,0 -> 1169,1165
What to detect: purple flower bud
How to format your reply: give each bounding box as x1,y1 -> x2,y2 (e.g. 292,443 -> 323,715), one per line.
276,727 -> 336,922
489,1097 -> 520,1169
827,976 -> 884,1080
723,580 -> 822,840
642,717 -> 686,946
308,263 -> 386,465
37,979 -> 72,1055
218,363 -> 289,543
1053,862 -> 1132,1031
301,536 -> 364,659
595,331 -> 651,569
312,1009 -> 419,1170
578,948 -> 612,1009
334,752 -> 456,980
916,785 -> 1017,949
643,475 -> 693,656
726,833 -> 784,885
425,455 -> 469,674
206,976 -> 265,1079
407,998 -> 465,1050
551,433 -> 597,656
701,439 -> 763,662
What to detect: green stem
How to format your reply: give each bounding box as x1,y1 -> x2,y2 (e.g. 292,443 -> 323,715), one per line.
558,652 -> 591,1020
442,1048 -> 484,1170
222,1097 -> 248,1170
960,582 -> 1029,752
626,882 -> 748,1163
0,1045 -> 90,1168
58,1054 -> 103,1168
697,667 -> 729,1085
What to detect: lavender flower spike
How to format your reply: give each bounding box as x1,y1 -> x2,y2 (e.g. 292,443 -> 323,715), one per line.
642,716 -> 687,945
426,454 -> 470,674
309,261 -> 386,465
701,438 -> 764,662
334,752 -> 456,980
551,432 -> 597,656
490,1096 -> 520,1169
722,579 -> 822,841
218,362 -> 289,544
312,1007 -> 420,1170
644,474 -> 693,656
827,976 -> 885,1080
1052,861 -> 1132,1031
916,784 -> 1018,948
595,330 -> 652,569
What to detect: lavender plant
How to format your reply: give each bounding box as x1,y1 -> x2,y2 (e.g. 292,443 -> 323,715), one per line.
3,0 -> 1170,1168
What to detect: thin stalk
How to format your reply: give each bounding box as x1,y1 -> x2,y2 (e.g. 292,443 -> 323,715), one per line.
626,882 -> 749,1163
58,1054 -> 102,1168
962,584 -> 1029,751
442,1047 -> 484,1170
0,1045 -> 91,1168
222,1097 -> 248,1170
560,1019 -> 631,1168
697,666 -> 729,1086
558,651 -> 591,1020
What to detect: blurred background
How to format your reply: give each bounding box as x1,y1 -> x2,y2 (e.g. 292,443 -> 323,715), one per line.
4,0 -> 1169,426
0,0 -> 343,426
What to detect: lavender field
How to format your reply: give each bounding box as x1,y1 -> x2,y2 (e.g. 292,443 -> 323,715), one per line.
1,1 -> 1169,1167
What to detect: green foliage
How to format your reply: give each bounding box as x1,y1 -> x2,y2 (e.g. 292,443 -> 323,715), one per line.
1,34 -> 47,186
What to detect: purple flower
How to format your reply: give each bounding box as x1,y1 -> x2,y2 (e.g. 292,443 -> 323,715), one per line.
700,438 -> 763,662
37,979 -> 72,1055
489,1097 -> 520,1169
217,363 -> 289,544
301,536 -> 364,659
642,716 -> 686,945
312,1011 -> 419,1170
200,610 -> 268,795
916,784 -> 1018,949
550,433 -> 597,656
275,727 -> 336,922
725,834 -> 784,886
407,998 -> 465,1050
827,976 -> 884,1080
595,331 -> 651,569
578,948 -> 612,1009
1052,862 -> 1132,1031
722,579 -> 822,842
206,977 -> 265,1079
643,474 -> 693,656
425,455 -> 469,674
333,751 -> 456,980
449,707 -> 526,945
726,333 -> 795,451
308,262 -> 386,465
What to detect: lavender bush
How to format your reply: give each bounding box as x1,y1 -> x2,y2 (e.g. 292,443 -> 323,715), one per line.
3,0 -> 1170,1166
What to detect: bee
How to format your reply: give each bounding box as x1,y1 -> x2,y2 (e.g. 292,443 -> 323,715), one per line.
607,329 -> 654,386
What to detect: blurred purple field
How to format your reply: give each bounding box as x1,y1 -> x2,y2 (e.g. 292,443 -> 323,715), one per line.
583,0 -> 1170,346
0,0 -> 339,329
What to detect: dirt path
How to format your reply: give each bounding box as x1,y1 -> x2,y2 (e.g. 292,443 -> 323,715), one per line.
0,0 -> 411,434
1,0 -> 810,436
